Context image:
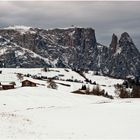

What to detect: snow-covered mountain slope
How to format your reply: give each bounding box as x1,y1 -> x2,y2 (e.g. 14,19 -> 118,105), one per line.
0,68 -> 139,139
0,25 -> 140,78
0,68 -> 84,81
0,36 -> 52,67
3,25 -> 32,34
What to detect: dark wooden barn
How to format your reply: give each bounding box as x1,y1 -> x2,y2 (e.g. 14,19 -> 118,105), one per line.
22,80 -> 37,87
2,84 -> 15,90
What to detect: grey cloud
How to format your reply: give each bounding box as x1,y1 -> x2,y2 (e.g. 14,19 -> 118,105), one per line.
0,1 -> 140,50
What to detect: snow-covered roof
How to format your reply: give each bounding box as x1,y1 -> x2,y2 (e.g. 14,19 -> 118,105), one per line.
22,77 -> 46,86
1,82 -> 14,86
21,78 -> 37,84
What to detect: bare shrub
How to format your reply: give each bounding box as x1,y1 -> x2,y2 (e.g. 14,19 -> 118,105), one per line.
115,84 -> 130,98
92,85 -> 102,96
47,78 -> 58,89
85,86 -> 90,95
73,85 -> 113,99
81,85 -> 87,90
17,73 -> 23,81
43,67 -> 49,72
131,85 -> 140,98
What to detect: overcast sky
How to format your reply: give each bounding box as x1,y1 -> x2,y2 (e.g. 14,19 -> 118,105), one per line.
0,1 -> 140,50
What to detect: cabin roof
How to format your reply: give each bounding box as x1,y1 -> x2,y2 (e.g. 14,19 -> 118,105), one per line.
1,84 -> 14,86
1,82 -> 14,86
21,79 -> 36,84
21,77 -> 46,85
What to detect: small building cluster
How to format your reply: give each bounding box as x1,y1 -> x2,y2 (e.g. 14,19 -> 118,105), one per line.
0,79 -> 37,90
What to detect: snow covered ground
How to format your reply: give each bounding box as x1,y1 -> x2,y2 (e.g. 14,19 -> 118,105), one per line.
84,71 -> 124,96
0,68 -> 140,139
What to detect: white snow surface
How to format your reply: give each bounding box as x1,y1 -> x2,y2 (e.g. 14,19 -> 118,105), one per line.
0,68 -> 140,139
3,25 -> 31,31
114,47 -> 122,55
84,71 -> 123,96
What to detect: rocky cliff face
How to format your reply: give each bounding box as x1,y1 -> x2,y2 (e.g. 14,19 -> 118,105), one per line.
106,32 -> 140,78
0,25 -> 140,78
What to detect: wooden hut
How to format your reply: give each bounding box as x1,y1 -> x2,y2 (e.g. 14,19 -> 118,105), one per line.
2,84 -> 15,90
22,80 -> 37,87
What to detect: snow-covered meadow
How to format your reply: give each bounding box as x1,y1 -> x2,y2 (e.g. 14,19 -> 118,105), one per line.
0,68 -> 140,139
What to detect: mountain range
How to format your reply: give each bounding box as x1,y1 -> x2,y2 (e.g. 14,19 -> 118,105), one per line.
0,25 -> 140,78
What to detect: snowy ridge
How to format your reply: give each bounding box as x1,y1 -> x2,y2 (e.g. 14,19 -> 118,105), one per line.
3,25 -> 31,31
13,42 -> 52,66
2,25 -> 35,34
46,25 -> 85,31
0,36 -> 54,67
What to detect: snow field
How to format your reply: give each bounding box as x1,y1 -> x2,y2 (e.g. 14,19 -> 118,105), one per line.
0,68 -> 139,139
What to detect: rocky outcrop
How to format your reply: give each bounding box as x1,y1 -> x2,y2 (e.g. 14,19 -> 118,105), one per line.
110,33 -> 118,53
0,25 -> 140,78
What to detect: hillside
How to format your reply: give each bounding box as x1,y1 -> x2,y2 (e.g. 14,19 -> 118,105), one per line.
0,68 -> 140,139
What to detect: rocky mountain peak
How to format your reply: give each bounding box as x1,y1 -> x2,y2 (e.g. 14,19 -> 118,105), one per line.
110,33 -> 118,53
121,32 -> 130,38
106,32 -> 140,78
119,32 -> 133,44
72,27 -> 96,48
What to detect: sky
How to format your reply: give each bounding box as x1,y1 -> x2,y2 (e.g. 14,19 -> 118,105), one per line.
0,1 -> 140,50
